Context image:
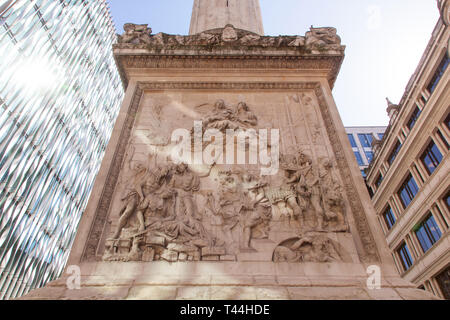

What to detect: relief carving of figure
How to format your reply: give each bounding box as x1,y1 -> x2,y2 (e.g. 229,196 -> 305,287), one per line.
196,99 -> 259,134
161,163 -> 213,242
110,160 -> 170,240
239,174 -> 272,251
104,95 -> 353,263
273,234 -> 342,263
200,99 -> 238,133
301,157 -> 327,230
319,159 -> 348,232
211,172 -> 243,242
235,102 -> 258,127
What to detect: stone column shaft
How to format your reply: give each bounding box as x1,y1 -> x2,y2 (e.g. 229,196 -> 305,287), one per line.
189,0 -> 264,35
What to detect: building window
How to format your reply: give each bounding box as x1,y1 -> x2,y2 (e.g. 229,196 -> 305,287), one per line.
445,112 -> 450,131
387,140 -> 402,166
445,190 -> 450,211
419,95 -> 427,107
383,206 -> 396,230
367,185 -> 374,198
365,151 -> 374,163
397,242 -> 414,271
358,133 -> 373,148
420,140 -> 443,175
406,106 -> 422,131
414,213 -> 442,253
397,173 -> 419,208
437,129 -> 449,150
354,151 -> 364,166
435,266 -> 450,300
347,134 -> 357,148
375,173 -> 383,188
378,133 -> 384,140
427,55 -> 449,94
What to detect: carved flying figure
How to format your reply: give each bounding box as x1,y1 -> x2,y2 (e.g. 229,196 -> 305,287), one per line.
196,99 -> 258,134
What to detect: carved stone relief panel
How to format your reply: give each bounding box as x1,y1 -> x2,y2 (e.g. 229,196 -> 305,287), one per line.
98,89 -> 363,263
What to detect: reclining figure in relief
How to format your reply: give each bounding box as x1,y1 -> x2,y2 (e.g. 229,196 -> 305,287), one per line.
273,233 -> 342,263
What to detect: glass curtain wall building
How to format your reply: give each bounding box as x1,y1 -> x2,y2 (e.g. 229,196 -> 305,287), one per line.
0,0 -> 124,299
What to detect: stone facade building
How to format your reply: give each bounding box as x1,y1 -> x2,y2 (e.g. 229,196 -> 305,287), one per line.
345,126 -> 387,178
366,0 -> 450,299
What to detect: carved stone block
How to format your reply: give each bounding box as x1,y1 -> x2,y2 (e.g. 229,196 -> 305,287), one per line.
178,253 -> 188,261
167,243 -> 198,253
161,250 -> 178,262
220,255 -> 237,261
145,236 -> 166,247
201,247 -> 226,257
202,256 -> 220,261
142,248 -> 155,262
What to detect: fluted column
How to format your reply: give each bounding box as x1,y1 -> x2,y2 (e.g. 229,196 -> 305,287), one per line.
189,0 -> 264,35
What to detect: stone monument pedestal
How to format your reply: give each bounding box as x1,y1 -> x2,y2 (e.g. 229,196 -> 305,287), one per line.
22,261 -> 438,300
20,24 -> 438,300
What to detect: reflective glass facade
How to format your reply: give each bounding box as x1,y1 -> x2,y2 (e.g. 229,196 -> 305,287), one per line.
0,0 -> 124,299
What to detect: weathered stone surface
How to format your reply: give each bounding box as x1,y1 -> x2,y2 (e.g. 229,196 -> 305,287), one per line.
365,288 -> 403,300
202,247 -> 226,257
142,248 -> 155,262
176,286 -> 211,300
127,286 -> 177,300
202,255 -> 220,261
210,275 -> 254,285
167,243 -> 198,253
253,275 -> 277,286
178,253 -> 188,261
220,255 -> 237,261
161,250 -> 179,262
135,275 -> 179,286
255,287 -> 290,300
395,288 -> 441,300
190,0 -> 264,35
145,236 -> 166,247
210,286 -> 258,300
17,287 -> 67,300
287,287 -> 371,300
63,286 -> 131,300
191,239 -> 209,248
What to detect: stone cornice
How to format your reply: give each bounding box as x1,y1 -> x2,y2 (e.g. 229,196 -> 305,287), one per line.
114,54 -> 344,90
113,25 -> 345,89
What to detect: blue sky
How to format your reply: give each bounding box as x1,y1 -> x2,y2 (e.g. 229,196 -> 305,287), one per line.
108,0 -> 440,127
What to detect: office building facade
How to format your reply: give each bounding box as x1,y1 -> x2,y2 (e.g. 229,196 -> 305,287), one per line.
0,0 -> 124,299
366,1 -> 449,299
345,126 -> 386,178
